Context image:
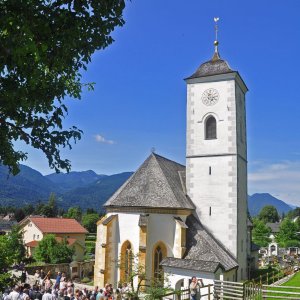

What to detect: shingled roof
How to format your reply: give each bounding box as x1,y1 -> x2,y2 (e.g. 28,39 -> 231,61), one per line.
104,153 -> 195,210
161,214 -> 238,272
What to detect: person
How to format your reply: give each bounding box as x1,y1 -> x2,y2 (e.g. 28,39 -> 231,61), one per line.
42,289 -> 54,300
30,286 -> 42,300
59,278 -> 67,291
43,276 -> 53,291
54,272 -> 62,290
9,286 -> 21,300
34,271 -> 40,285
121,283 -> 129,300
189,277 -> 203,300
114,289 -> 121,300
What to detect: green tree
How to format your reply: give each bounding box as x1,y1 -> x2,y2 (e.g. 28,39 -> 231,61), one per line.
14,208 -> 25,222
64,206 -> 82,221
252,218 -> 271,247
82,213 -> 99,233
34,234 -> 74,264
276,218 -> 300,247
0,0 -> 126,175
287,207 -> 300,219
258,205 -> 280,223
0,226 -> 26,290
35,193 -> 58,217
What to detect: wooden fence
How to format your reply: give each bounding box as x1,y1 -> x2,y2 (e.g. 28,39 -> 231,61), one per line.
261,285 -> 300,299
251,266 -> 294,285
214,279 -> 300,299
160,284 -> 213,300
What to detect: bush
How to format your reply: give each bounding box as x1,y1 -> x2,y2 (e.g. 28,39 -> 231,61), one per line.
81,277 -> 91,283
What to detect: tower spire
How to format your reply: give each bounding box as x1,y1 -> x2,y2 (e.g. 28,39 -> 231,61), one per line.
212,17 -> 220,61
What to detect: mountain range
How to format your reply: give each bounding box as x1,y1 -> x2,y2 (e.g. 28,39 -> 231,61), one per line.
0,164 -> 133,211
0,164 -> 296,215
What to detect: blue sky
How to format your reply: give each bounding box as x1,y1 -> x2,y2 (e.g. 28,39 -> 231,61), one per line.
20,1 -> 300,204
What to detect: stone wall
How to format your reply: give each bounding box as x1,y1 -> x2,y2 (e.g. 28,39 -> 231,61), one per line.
25,260 -> 94,280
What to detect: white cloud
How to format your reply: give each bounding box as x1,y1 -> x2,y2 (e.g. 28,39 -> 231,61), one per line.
94,134 -> 115,145
248,160 -> 300,206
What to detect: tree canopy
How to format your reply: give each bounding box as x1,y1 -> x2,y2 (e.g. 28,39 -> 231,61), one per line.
33,234 -> 74,264
0,0 -> 125,175
0,226 -> 26,290
276,218 -> 300,248
64,206 -> 82,221
252,218 -> 272,247
82,212 -> 99,233
258,205 -> 280,223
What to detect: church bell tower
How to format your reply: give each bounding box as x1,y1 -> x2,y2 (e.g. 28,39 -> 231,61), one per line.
185,19 -> 249,280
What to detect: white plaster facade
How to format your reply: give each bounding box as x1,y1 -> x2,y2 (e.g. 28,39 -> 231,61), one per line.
94,42 -> 250,289
186,73 -> 248,281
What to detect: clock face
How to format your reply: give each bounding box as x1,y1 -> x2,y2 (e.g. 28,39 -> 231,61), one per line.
202,88 -> 219,106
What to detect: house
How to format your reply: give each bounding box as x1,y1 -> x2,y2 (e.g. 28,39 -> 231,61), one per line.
94,25 -> 250,290
0,214 -> 17,235
266,222 -> 280,242
19,216 -> 88,261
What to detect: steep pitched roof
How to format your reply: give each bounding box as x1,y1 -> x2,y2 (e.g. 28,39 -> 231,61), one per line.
184,214 -> 238,271
161,257 -> 222,273
104,153 -> 194,210
27,217 -> 88,234
162,215 -> 238,272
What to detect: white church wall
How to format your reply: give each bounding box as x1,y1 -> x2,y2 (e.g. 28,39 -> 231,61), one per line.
164,266 -> 216,300
110,212 -> 141,287
186,74 -> 248,281
145,213 -> 179,280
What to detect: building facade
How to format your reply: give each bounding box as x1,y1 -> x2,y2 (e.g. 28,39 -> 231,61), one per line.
94,38 -> 250,289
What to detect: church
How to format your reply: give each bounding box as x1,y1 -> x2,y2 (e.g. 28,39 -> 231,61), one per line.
94,28 -> 251,290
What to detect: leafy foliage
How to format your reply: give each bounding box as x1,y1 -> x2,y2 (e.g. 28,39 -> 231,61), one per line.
258,205 -> 280,223
82,213 -> 100,233
0,226 -> 26,291
0,0 -> 125,175
64,206 -> 82,221
252,218 -> 272,247
33,234 -> 74,264
276,218 -> 300,247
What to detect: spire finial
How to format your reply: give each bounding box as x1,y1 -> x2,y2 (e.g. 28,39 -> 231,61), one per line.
212,17 -> 220,61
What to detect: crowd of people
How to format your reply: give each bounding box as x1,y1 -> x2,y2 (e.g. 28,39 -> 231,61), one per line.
0,270 -> 131,300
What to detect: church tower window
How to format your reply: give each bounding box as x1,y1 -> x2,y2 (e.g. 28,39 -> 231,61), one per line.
153,242 -> 167,281
205,116 -> 217,139
120,241 -> 133,282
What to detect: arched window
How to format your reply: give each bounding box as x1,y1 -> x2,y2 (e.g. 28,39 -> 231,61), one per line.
153,242 -> 167,282
120,241 -> 133,282
205,116 -> 217,139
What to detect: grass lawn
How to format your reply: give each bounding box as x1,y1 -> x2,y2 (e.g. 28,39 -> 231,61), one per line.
263,272 -> 300,299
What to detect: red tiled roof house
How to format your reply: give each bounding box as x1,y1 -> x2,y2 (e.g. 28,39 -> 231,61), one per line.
19,216 -> 88,261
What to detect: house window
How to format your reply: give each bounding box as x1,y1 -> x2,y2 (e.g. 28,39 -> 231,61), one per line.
37,235 -> 39,240
33,234 -> 35,240
205,116 -> 217,139
120,241 -> 133,283
153,242 -> 167,282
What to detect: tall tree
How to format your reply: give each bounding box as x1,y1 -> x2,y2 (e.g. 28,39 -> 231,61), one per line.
82,212 -> 99,233
0,226 -> 26,290
0,0 -> 126,175
258,205 -> 280,223
34,234 -> 74,264
64,206 -> 82,221
276,218 -> 300,247
252,218 -> 271,247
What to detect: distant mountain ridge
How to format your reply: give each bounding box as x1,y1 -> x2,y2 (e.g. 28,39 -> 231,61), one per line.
0,164 -> 296,215
248,193 -> 293,216
0,164 -> 133,210
46,170 -> 107,192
